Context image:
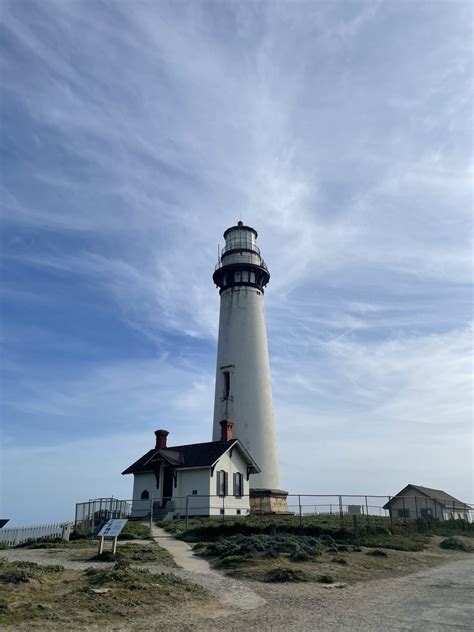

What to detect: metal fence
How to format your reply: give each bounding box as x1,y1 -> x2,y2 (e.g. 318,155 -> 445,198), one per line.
0,522 -> 73,547
75,497 -> 131,534
74,493 -> 473,534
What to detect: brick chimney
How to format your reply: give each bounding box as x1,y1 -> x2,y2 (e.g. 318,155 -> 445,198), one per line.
219,419 -> 234,442
155,429 -> 169,449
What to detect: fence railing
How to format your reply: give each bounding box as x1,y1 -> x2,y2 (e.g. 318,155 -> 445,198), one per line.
74,493 -> 473,535
0,522 -> 73,547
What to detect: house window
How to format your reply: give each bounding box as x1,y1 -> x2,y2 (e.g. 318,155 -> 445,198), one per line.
250,272 -> 256,284
242,271 -> 249,283
236,509 -> 241,515
420,508 -> 433,518
397,508 -> 410,518
223,371 -> 231,399
233,472 -> 243,498
217,470 -> 227,497
192,490 -> 198,495
141,490 -> 150,500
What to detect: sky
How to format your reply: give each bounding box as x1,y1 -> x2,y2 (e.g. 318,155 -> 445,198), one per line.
1,0 -> 472,526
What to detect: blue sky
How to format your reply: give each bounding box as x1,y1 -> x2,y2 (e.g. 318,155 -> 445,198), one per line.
1,1 -> 472,525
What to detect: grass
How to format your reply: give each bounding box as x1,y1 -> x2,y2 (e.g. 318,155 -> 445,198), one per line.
359,532 -> 428,552
0,558 -> 206,628
117,522 -> 150,540
88,543 -> 176,566
13,537 -> 175,569
159,514 -> 357,542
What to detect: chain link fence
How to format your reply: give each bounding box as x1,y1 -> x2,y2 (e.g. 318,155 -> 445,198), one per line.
74,494 -> 473,535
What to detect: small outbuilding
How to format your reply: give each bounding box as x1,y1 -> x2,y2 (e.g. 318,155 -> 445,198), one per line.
383,484 -> 472,522
122,420 -> 260,519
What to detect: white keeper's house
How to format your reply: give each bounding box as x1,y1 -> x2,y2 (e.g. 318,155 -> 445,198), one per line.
122,420 -> 260,519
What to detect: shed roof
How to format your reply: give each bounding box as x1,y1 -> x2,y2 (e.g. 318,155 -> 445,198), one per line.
122,439 -> 260,475
383,484 -> 470,510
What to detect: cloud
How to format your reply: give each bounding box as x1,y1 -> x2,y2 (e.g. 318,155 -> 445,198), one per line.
1,1 -> 472,523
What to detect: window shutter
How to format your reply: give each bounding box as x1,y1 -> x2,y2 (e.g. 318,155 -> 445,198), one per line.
224,471 -> 228,496
233,473 -> 237,497
216,471 -> 220,496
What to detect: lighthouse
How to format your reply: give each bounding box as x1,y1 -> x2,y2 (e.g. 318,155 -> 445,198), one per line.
212,221 -> 282,492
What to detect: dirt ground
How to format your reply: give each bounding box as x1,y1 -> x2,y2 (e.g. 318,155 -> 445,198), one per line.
1,537 -> 472,630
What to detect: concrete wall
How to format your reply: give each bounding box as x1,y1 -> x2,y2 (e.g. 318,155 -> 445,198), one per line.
212,286 -> 280,490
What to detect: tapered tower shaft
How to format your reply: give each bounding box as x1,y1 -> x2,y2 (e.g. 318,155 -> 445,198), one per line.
212,222 -> 280,489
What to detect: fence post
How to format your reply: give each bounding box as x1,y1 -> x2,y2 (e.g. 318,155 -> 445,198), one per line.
149,495 -> 153,536
298,495 -> 302,527
365,496 -> 369,525
338,495 -> 343,528
185,496 -> 189,528
388,497 -> 393,529
352,515 -> 359,545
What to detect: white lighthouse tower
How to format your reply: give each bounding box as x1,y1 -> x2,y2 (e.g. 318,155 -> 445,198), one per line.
212,221 -> 282,496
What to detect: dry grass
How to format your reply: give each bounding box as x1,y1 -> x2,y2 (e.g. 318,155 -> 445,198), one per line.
214,537 -> 467,584
0,559 -> 206,629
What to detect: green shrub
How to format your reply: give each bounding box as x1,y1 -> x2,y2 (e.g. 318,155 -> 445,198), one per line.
317,574 -> 334,584
0,560 -> 63,584
264,567 -> 307,582
439,537 -> 472,552
367,549 -> 388,557
332,557 -> 348,565
197,534 -> 324,562
217,555 -> 247,567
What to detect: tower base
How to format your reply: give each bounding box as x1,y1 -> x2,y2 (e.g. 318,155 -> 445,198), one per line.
249,488 -> 290,515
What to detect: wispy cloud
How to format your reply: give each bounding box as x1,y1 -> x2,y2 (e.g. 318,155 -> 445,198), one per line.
1,1 -> 472,521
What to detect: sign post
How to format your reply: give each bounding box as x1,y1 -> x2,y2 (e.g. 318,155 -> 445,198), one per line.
96,519 -> 128,556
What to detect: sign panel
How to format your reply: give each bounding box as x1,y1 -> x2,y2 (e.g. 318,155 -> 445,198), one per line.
97,519 -> 128,538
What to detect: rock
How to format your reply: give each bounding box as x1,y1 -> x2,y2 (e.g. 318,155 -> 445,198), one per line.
323,582 -> 347,590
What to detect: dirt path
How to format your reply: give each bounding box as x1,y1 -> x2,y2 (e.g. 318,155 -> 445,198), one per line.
149,524 -> 266,611
193,555 -> 474,632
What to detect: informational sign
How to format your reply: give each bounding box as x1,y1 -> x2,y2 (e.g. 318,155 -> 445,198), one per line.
97,519 -> 128,538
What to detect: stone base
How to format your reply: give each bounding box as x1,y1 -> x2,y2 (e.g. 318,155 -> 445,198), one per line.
249,488 -> 291,514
